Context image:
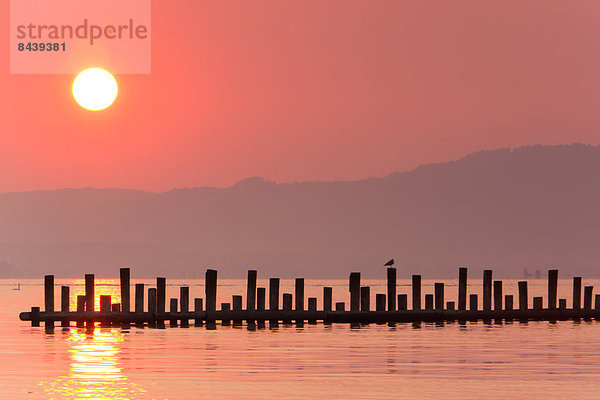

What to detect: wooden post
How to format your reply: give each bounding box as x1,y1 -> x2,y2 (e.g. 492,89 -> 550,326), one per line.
148,288 -> 157,328
61,285 -> 69,327
111,304 -> 120,312
483,270 -> 492,311
156,277 -> 166,313
518,281 -> 528,311
100,295 -> 111,327
120,268 -> 130,313
205,269 -> 217,312
387,268 -> 396,311
505,295 -> 514,310
469,294 -> 478,311
283,293 -> 293,324
295,278 -> 305,311
336,302 -> 345,312
269,278 -> 280,326
584,286 -> 593,310
434,283 -> 444,310
44,275 -> 54,328
349,273 -> 361,312
85,274 -> 95,312
233,295 -> 243,326
412,275 -> 421,310
398,294 -> 407,310
595,295 -> 600,311
221,303 -> 231,326
31,306 -> 41,327
360,287 -> 370,311
76,295 -> 85,328
169,298 -> 178,327
458,267 -> 467,310
573,277 -> 582,309
323,287 -> 333,312
308,297 -> 317,324
194,298 -> 203,327
425,294 -> 434,310
247,270 -> 257,311
180,287 -> 189,328
257,288 -> 266,311
446,301 -> 455,310
559,298 -> 567,310
493,281 -> 502,311
376,294 -> 386,311
135,283 -> 144,312
533,297 -> 543,311
548,269 -> 558,310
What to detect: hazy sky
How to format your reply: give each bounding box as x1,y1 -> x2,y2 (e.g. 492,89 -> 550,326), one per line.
1,1 -> 599,192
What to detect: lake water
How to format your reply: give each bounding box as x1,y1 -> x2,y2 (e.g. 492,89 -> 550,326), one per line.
1,278 -> 600,399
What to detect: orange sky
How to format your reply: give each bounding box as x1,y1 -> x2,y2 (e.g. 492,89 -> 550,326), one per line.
1,0 -> 600,192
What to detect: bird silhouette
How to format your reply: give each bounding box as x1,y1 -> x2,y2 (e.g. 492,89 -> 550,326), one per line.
383,259 -> 394,266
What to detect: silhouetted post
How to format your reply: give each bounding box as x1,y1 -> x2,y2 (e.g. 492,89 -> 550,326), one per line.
269,278 -> 280,311
60,285 -> 69,327
573,277 -> 582,309
180,287 -> 189,328
398,294 -> 407,310
85,274 -> 95,312
257,287 -> 266,328
205,269 -> 217,312
100,295 -> 111,327
533,297 -> 542,311
548,270 -> 558,310
584,286 -> 593,310
425,294 -> 434,310
493,281 -> 502,311
282,293 -> 293,324
31,307 -> 40,327
458,267 -> 467,310
147,288 -> 157,327
156,277 -> 166,313
194,298 -> 203,327
120,268 -> 130,313
559,299 -> 567,311
233,295 -> 243,326
247,270 -> 257,311
518,281 -> 528,311
434,283 -> 444,310
76,295 -> 85,328
323,287 -> 332,312
469,294 -> 478,311
387,268 -> 396,311
483,270 -> 492,311
169,298 -> 178,327
221,303 -> 231,326
308,298 -> 317,324
296,278 -> 305,311
111,304 -> 120,312
446,301 -> 455,310
595,295 -> 600,311
44,275 -> 54,328
376,294 -> 386,311
135,283 -> 144,327
505,295 -> 514,310
336,302 -> 346,312
412,275 -> 421,310
349,273 -> 361,312
360,287 -> 370,311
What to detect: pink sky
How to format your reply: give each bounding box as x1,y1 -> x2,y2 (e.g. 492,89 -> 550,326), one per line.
1,0 -> 599,192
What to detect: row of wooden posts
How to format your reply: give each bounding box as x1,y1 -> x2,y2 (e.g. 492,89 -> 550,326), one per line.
20,267 -> 600,329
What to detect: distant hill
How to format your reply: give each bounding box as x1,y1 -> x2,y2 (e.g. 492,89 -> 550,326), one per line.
0,143 -> 599,279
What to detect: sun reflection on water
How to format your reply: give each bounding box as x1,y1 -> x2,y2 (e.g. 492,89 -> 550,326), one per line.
43,328 -> 145,399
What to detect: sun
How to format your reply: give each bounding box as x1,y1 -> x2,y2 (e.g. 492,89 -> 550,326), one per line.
72,68 -> 118,111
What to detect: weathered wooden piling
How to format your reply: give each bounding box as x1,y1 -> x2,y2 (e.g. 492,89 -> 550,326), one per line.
412,275 -> 421,310
469,294 -> 478,311
387,268 -> 396,311
308,298 -> 317,324
425,294 -> 433,310
548,269 -> 558,310
584,286 -> 593,310
323,287 -> 333,312
135,284 -> 144,327
233,295 -> 243,326
434,283 -> 444,310
156,277 -> 166,313
100,295 -> 111,327
376,294 -> 386,311
458,267 -> 467,310
518,281 -> 528,311
349,273 -> 361,312
283,293 -> 293,324
336,302 -> 346,312
559,298 -> 567,311
221,303 -> 231,326
120,268 -> 130,312
112,304 -> 120,312
194,298 -> 203,326
269,278 -> 280,311
360,287 -> 370,311
483,270 -> 492,311
148,288 -> 157,327
169,298 -> 178,327
295,278 -> 305,312
61,285 -> 69,327
493,281 -> 502,311
85,274 -> 95,312
398,294 -> 407,310
533,297 -> 543,311
247,270 -> 257,311
573,277 -> 582,309
31,307 -> 40,327
44,275 -> 54,328
205,269 -> 218,312
180,287 -> 189,328
595,295 -> 600,311
257,288 -> 266,311
505,295 -> 514,311
447,301 -> 455,310
76,295 -> 85,328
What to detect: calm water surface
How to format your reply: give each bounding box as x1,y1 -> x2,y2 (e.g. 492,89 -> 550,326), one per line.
1,278 -> 600,399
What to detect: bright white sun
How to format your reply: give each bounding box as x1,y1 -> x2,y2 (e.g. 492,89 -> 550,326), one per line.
72,68 -> 118,111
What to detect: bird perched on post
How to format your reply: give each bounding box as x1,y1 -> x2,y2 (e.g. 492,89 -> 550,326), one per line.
384,259 -> 394,266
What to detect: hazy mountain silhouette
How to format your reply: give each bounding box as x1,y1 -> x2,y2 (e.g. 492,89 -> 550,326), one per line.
1,143 -> 599,278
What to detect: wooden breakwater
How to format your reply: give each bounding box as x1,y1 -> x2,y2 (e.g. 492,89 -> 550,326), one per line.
19,267 -> 600,330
